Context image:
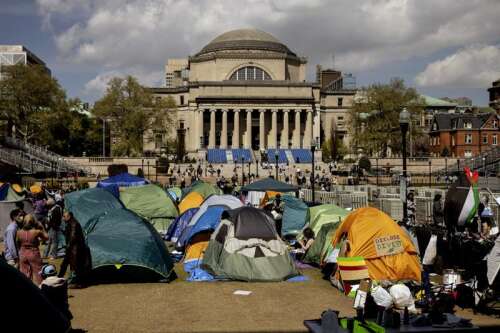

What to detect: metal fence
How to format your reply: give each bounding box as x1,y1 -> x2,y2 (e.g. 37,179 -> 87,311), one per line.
302,189 -> 368,209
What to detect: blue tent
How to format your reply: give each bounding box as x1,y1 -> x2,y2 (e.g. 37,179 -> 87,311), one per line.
97,172 -> 148,188
165,208 -> 199,242
177,205 -> 227,247
281,195 -> 309,236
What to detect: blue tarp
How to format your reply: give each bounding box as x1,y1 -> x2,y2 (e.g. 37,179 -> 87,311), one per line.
282,195 -> 309,236
177,205 -> 226,248
97,172 -> 147,188
0,184 -> 9,201
164,208 -> 199,242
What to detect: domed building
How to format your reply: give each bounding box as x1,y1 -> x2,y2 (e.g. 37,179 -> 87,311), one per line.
147,28 -> 357,162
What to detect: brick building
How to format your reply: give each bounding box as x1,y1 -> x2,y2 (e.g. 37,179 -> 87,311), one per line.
429,112 -> 499,157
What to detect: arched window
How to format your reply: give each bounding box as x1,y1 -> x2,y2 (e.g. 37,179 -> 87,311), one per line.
229,66 -> 272,81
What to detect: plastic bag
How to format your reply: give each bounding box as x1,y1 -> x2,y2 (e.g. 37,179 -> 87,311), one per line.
423,235 -> 437,265
389,284 -> 415,309
371,286 -> 392,309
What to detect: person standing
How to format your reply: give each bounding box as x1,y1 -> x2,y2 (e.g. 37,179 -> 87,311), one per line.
59,211 -> 91,288
17,214 -> 47,285
432,193 -> 444,226
44,198 -> 63,259
3,208 -> 24,267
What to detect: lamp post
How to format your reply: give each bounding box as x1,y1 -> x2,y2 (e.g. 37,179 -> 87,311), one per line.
101,118 -> 106,157
311,139 -> 316,204
147,161 -> 150,180
399,108 -> 410,224
241,156 -> 245,185
376,157 -> 379,188
483,155 -> 488,187
248,161 -> 251,181
274,150 -> 279,180
445,157 -> 448,188
256,158 -> 259,178
428,160 -> 432,188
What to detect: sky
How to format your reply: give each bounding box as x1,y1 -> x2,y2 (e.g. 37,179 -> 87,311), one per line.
1,0 -> 499,105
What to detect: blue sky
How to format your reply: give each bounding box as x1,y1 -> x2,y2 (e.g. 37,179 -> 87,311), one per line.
1,0 -> 499,105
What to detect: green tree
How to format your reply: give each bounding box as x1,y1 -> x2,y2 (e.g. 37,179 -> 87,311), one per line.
92,76 -> 176,156
349,78 -> 424,157
0,64 -> 66,142
322,135 -> 347,162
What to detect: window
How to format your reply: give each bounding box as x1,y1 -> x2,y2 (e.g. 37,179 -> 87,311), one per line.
180,95 -> 184,105
494,135 -> 498,145
338,98 -> 343,107
483,136 -> 488,144
465,134 -> 472,144
229,66 -> 272,81
464,121 -> 472,129
154,133 -> 163,149
338,116 -> 344,121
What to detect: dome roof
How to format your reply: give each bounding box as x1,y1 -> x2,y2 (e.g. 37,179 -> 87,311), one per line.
195,28 -> 296,57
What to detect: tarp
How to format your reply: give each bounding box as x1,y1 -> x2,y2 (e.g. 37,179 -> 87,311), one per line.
65,188 -> 175,282
182,180 -> 221,199
119,184 -> 178,233
1,257 -> 71,332
241,177 -> 298,192
332,207 -> 421,282
0,183 -> 24,202
177,195 -> 243,248
178,191 -> 204,214
282,195 -> 309,236
308,204 -> 348,236
165,208 -> 199,242
97,172 -> 148,188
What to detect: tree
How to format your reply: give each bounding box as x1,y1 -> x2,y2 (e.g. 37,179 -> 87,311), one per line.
92,76 -> 176,156
322,134 -> 347,162
0,64 -> 66,142
358,156 -> 371,172
349,78 -> 424,157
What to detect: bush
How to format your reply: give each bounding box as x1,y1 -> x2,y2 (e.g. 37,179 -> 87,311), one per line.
358,156 -> 371,171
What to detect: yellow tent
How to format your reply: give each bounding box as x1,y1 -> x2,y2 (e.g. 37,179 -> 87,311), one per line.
259,191 -> 281,207
178,191 -> 204,214
30,184 -> 42,194
332,207 -> 421,282
12,184 -> 23,193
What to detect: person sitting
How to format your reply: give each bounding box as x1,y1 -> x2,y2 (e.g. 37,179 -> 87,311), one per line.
40,264 -> 73,322
298,227 -> 315,253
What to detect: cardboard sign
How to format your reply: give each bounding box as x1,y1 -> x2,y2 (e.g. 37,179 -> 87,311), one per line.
374,235 -> 404,256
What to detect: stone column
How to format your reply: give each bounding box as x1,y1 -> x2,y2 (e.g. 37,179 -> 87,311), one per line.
245,109 -> 252,149
293,110 -> 301,148
232,110 -> 240,148
281,110 -> 289,148
259,109 -> 266,149
303,109 -> 312,147
271,109 -> 278,148
220,109 -> 228,149
209,109 -> 216,148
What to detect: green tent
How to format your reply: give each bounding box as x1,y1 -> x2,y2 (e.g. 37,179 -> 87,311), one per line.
308,204 -> 348,236
120,184 -> 178,233
182,180 -> 221,199
282,195 -> 309,236
65,188 -> 175,282
303,222 -> 339,265
241,177 -> 298,192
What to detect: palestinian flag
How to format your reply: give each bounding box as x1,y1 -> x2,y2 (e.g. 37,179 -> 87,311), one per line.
337,256 -> 369,281
444,167 -> 480,227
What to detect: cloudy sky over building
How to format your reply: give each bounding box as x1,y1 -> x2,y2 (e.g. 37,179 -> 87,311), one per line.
1,0 -> 499,104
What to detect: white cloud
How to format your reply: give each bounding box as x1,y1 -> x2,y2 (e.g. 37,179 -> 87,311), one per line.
35,0 -> 500,98
83,68 -> 164,97
415,45 -> 500,88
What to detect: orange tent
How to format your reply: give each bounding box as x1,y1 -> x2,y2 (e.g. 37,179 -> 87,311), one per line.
332,207 -> 421,282
178,191 -> 204,214
259,191 -> 281,207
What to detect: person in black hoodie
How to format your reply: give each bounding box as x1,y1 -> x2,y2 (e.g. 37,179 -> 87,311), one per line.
40,264 -> 73,321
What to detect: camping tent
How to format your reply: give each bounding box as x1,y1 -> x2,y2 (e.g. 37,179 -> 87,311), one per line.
331,207 -> 421,282
178,191 -> 204,214
303,222 -> 339,265
119,184 -> 178,233
182,180 -> 221,199
167,187 -> 182,202
202,206 -> 299,282
487,236 -> 500,288
308,204 -> 348,236
281,195 -> 309,236
1,257 -> 71,332
0,183 -> 25,202
165,207 -> 199,242
65,188 -> 175,282
241,177 -> 298,192
176,194 -> 243,248
97,172 -> 148,188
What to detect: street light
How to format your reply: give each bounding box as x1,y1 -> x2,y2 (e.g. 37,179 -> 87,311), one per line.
483,155 -> 488,187
445,157 -> 448,189
241,156 -> 245,185
311,138 -> 316,204
399,108 -> 410,224
274,149 -> 279,180
428,160 -> 432,188
256,157 -> 259,178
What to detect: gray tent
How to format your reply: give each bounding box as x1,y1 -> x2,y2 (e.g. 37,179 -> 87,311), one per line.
487,236 -> 500,287
202,206 -> 298,282
241,177 -> 298,192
